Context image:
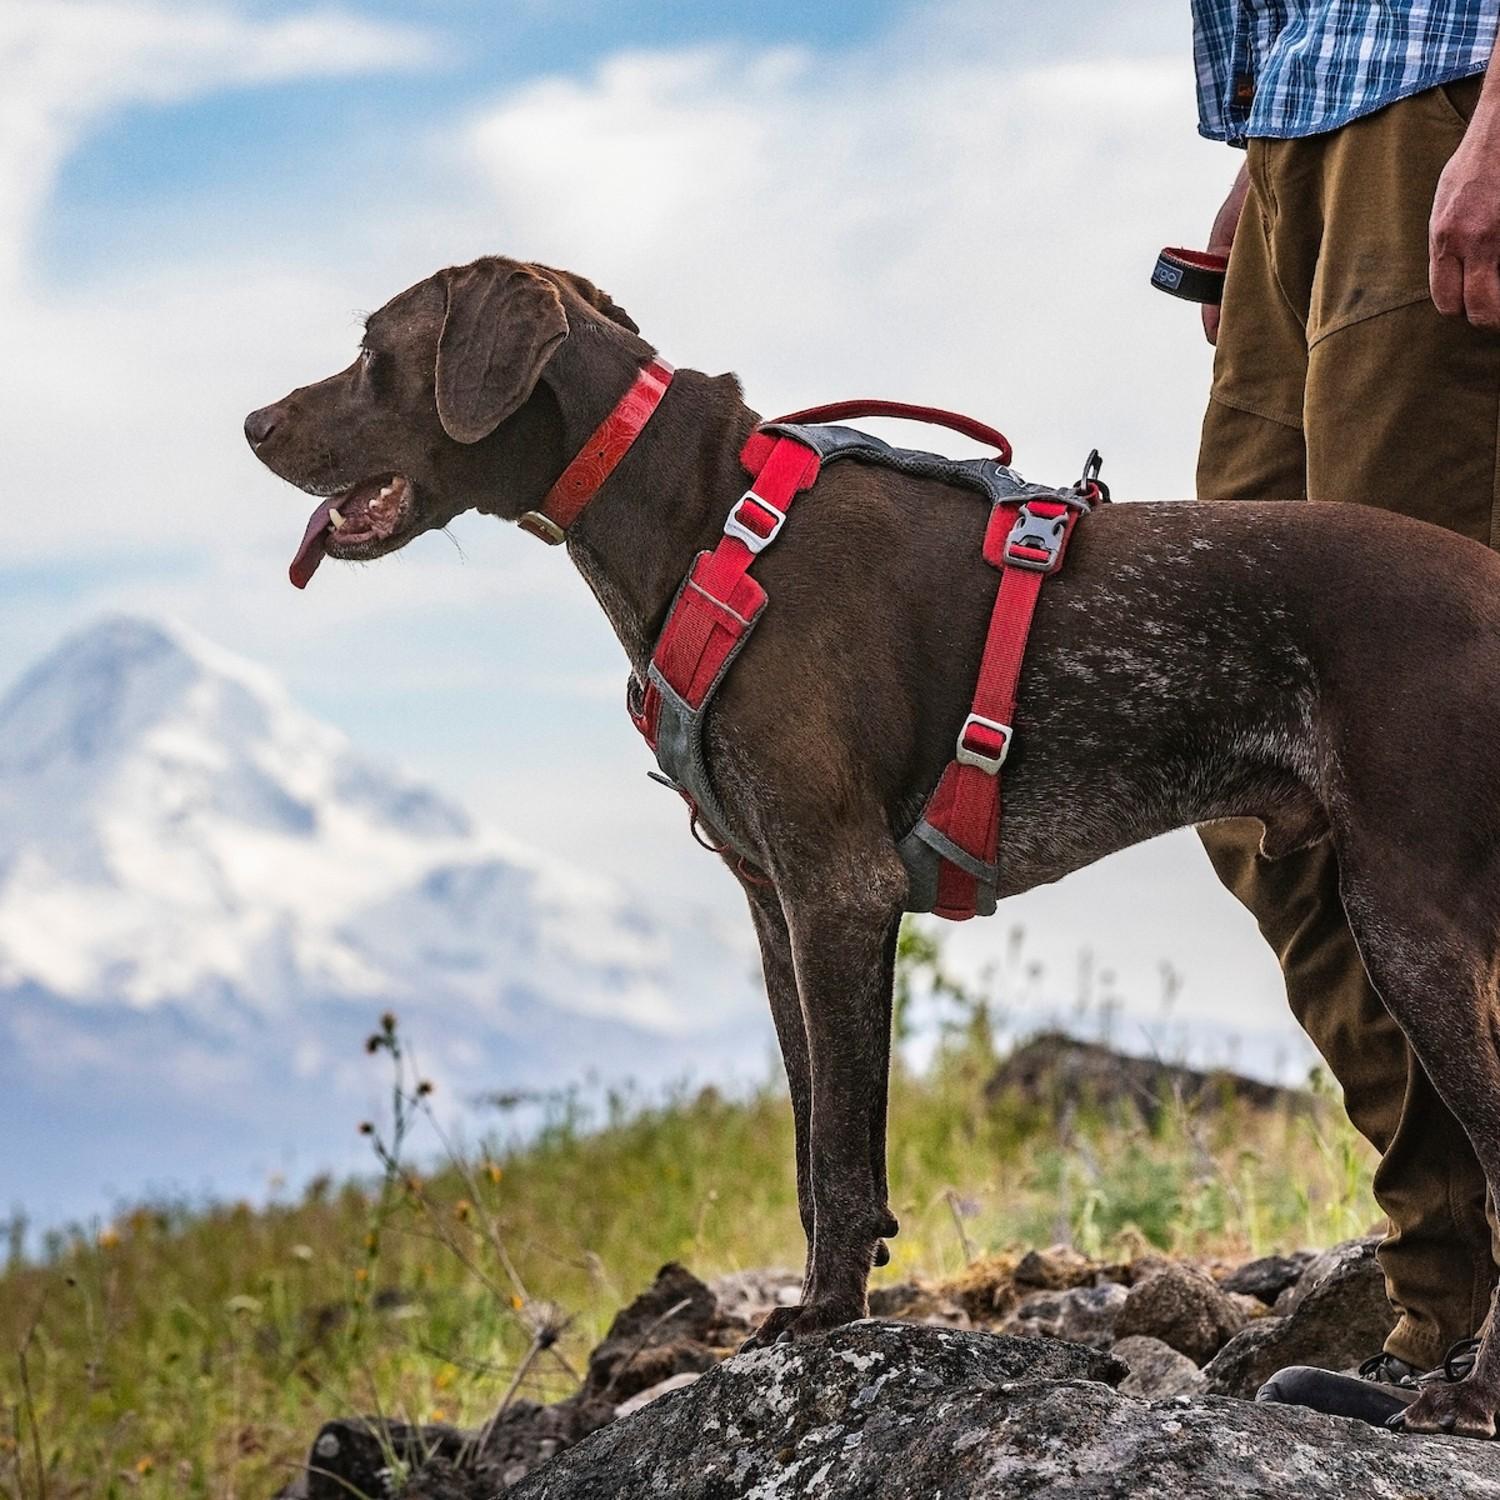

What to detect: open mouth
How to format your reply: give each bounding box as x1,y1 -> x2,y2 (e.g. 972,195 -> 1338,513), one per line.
289,474 -> 416,589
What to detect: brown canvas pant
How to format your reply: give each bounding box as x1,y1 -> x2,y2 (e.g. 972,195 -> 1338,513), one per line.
1197,75 -> 1500,1370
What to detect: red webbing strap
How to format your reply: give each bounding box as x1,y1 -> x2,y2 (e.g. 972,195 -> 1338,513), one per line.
922,498 -> 1081,921
633,435 -> 822,747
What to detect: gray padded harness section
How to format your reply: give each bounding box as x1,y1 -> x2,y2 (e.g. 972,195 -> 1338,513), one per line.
641,425 -> 1077,913
764,423 -> 1068,511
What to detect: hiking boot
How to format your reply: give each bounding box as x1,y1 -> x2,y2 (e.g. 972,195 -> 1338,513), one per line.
1255,1339 -> 1483,1429
1255,1349 -> 1421,1426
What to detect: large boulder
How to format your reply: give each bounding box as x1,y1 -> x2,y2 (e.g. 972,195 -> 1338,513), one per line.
509,1322 -> 1500,1499
1203,1237 -> 1395,1398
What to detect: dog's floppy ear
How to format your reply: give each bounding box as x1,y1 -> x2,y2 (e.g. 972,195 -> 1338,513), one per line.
435,262 -> 569,444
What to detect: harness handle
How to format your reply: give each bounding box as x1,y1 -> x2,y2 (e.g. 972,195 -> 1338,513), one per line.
767,399 -> 1013,468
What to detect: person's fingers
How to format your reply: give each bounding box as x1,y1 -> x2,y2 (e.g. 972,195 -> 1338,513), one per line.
1463,255 -> 1500,331
1431,247 -> 1466,319
1203,302 -> 1221,346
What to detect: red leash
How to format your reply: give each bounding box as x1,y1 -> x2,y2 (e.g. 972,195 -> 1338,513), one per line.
771,399 -> 1013,467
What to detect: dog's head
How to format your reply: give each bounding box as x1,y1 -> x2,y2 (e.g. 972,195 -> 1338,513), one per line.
244,257 -> 646,587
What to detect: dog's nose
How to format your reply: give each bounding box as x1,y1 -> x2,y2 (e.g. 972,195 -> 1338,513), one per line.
244,404 -> 284,448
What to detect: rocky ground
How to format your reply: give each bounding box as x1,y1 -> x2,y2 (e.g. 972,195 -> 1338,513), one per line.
275,1234 -> 1500,1497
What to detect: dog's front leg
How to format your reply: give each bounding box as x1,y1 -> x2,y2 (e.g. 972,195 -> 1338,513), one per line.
741,880 -> 815,1256
742,843 -> 905,1348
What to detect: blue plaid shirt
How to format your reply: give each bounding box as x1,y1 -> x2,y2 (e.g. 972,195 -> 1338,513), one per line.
1193,0 -> 1498,143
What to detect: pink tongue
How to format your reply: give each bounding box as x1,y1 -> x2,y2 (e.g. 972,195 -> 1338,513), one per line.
289,499 -> 336,590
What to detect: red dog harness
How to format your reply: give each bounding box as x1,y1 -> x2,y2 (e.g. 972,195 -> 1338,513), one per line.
523,358 -> 1105,922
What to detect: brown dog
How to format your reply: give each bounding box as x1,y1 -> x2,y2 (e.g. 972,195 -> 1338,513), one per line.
248,257 -> 1500,1437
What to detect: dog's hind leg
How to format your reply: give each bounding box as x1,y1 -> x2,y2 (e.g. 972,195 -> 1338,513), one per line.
740,837 -> 907,1347
1337,856 -> 1500,1437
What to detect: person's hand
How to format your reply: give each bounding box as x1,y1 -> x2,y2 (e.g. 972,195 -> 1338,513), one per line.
1203,164 -> 1250,345
1431,110 -> 1500,331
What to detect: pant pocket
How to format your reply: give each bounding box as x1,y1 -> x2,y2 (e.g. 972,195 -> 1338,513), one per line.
1437,75 -> 1483,127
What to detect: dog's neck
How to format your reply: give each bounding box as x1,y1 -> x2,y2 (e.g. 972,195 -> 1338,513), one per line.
548,344 -> 760,676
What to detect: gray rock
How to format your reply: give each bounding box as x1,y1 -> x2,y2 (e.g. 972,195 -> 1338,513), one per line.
290,1418 -> 464,1500
1226,1291 -> 1272,1325
1013,1243 -> 1100,1291
1221,1251 -> 1316,1305
865,1282 -> 972,1329
1206,1238 -> 1395,1398
1115,1262 -> 1248,1364
1112,1335 -> 1208,1398
615,1372 -> 702,1421
1000,1282 -> 1128,1349
508,1322 -> 1500,1499
707,1266 -> 801,1334
1274,1236 -> 1384,1316
985,1031 -> 1306,1127
584,1262 -> 718,1402
1201,1316 -> 1293,1399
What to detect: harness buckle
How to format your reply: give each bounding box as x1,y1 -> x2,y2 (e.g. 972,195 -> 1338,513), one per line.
724,491 -> 787,554
1074,448 -> 1110,505
1003,502 -> 1070,572
956,713 -> 1012,775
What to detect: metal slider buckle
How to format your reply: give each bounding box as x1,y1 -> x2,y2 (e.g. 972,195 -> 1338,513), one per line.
518,510 -> 567,545
956,713 -> 1012,775
724,491 -> 787,554
1003,502 -> 1069,572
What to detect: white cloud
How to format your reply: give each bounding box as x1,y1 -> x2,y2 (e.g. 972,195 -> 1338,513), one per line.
457,31 -> 1232,497
0,1 -> 440,293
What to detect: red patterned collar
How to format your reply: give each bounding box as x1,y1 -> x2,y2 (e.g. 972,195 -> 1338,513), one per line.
517,357 -> 675,544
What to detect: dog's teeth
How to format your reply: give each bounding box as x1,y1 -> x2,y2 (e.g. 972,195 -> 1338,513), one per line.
378,483 -> 396,499
328,508 -> 345,530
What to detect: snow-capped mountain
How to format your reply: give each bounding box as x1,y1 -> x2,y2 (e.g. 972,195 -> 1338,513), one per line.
0,616 -> 765,1228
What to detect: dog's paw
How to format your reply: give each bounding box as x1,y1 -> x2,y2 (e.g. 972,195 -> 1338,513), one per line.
738,1297 -> 865,1352
1389,1380 -> 1499,1440
738,1304 -> 803,1351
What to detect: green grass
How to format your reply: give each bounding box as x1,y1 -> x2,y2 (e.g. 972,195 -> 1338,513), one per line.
0,946 -> 1377,1499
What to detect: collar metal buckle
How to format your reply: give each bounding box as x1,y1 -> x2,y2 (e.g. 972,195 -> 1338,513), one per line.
518,510 -> 567,545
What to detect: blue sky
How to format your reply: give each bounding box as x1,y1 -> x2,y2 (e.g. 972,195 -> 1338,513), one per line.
40,0 -> 918,284
0,0 -> 1304,1109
